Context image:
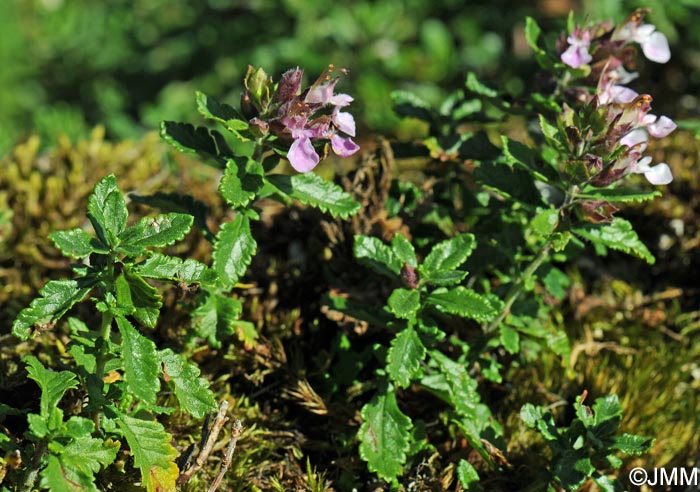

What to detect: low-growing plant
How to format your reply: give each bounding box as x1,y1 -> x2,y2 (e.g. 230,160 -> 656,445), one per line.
3,7 -> 683,492
521,393 -> 653,491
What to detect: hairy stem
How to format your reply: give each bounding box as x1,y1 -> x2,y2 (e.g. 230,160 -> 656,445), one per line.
19,440 -> 47,492
93,311 -> 113,428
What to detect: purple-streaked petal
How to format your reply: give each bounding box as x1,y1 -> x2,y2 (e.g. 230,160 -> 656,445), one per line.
331,135 -> 360,157
620,129 -> 648,149
641,31 -> 671,63
561,45 -> 591,68
288,137 -> 320,172
330,93 -> 353,107
333,110 -> 356,136
648,115 -> 676,138
611,85 -> 638,103
305,79 -> 339,105
644,163 -> 673,185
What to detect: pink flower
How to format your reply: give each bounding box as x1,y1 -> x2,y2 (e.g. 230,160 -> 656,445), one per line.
614,20 -> 670,63
561,29 -> 592,68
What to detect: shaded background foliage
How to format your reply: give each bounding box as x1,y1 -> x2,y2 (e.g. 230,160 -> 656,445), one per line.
2,0 -> 700,154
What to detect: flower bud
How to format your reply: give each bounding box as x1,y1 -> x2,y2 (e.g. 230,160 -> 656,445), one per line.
275,67 -> 304,104
401,263 -> 419,289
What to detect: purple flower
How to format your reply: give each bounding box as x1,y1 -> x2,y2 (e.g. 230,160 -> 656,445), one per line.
283,115 -> 320,172
561,29 -> 592,68
269,65 -> 360,172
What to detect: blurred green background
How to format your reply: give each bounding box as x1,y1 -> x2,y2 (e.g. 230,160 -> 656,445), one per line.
1,0 -> 699,155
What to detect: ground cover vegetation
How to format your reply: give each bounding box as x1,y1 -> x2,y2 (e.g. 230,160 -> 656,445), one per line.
2,1 -> 700,491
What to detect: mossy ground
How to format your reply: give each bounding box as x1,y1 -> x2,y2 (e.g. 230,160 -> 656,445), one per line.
1,129 -> 699,490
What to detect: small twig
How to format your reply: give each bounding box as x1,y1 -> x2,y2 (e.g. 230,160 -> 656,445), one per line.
177,400 -> 229,485
207,419 -> 244,492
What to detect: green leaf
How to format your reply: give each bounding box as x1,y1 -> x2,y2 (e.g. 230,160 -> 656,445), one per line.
573,217 -> 655,264
13,280 -> 92,340
219,157 -> 265,209
133,253 -> 217,285
611,433 -> 654,455
233,320 -> 259,349
421,269 -> 468,286
577,188 -> 661,203
520,403 -> 558,441
428,351 -> 481,421
114,274 -> 136,316
191,291 -> 243,348
457,460 -> 481,491
24,356 -> 78,419
525,17 -> 544,54
422,233 -> 476,274
117,213 -> 194,256
267,173 -> 360,219
426,287 -> 498,322
159,349 -> 217,419
116,316 -> 160,404
358,387 -> 413,482
129,192 -> 213,240
117,414 -> 178,492
475,162 -> 544,205
213,214 -> 257,286
500,325 -> 520,354
160,121 -> 232,166
538,114 -> 561,145
391,234 -> 417,268
387,327 -> 426,388
529,208 -> 559,239
50,228 -> 108,259
466,72 -> 497,98
353,235 -> 402,278
41,454 -> 95,492
387,288 -> 420,320
87,174 -> 128,248
123,270 -> 162,329
41,431 -> 119,492
195,91 -> 249,138
391,90 -> 434,122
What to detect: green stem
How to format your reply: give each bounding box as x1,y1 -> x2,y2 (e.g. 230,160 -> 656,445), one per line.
19,440 -> 47,492
253,137 -> 266,163
485,240 -> 552,334
485,185 -> 578,335
93,311 -> 113,428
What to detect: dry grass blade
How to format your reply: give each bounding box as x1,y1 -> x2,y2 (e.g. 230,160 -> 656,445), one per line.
283,379 -> 328,415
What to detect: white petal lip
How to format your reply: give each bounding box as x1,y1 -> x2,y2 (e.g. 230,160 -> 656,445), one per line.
644,163 -> 673,185
620,129 -> 648,149
642,31 -> 671,63
648,115 -> 677,138
333,110 -> 356,136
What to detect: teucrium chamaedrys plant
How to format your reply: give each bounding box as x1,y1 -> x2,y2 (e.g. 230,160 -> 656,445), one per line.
332,8 -> 671,487
10,174 -> 217,492
155,65 -> 361,347
521,393 -> 653,491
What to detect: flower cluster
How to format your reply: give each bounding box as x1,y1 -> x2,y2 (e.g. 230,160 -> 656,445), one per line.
241,65 -> 359,172
557,10 -> 675,187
